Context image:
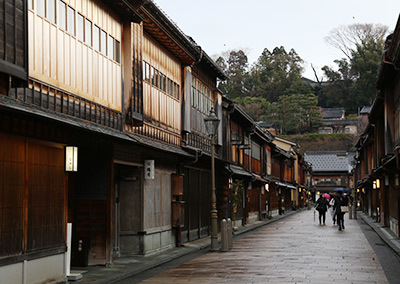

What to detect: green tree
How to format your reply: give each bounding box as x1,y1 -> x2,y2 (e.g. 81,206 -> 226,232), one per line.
321,23 -> 388,113
216,50 -> 250,99
274,93 -> 322,134
350,35 -> 385,106
321,58 -> 353,108
233,96 -> 271,121
249,47 -> 311,101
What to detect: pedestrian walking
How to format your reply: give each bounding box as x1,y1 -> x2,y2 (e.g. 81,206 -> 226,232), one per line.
314,194 -> 329,225
329,196 -> 336,225
333,191 -> 349,231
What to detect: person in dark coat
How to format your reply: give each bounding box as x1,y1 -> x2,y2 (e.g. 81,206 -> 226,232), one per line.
333,191 -> 349,231
314,194 -> 329,225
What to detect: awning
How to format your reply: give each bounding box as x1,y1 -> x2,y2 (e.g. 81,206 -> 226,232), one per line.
298,184 -> 309,191
286,183 -> 297,190
275,181 -> 296,190
275,181 -> 287,187
127,133 -> 193,158
274,146 -> 292,159
227,165 -> 253,178
252,173 -> 267,183
0,95 -> 194,158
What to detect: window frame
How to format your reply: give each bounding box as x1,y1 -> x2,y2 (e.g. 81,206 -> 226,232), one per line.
93,25 -> 100,51
100,29 -> 107,55
47,0 -> 56,23
77,13 -> 84,41
58,0 -> 66,30
85,18 -> 92,46
67,6 -> 75,36
36,0 -> 45,17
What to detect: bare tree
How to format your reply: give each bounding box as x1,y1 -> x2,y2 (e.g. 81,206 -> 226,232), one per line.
325,23 -> 389,60
311,63 -> 322,83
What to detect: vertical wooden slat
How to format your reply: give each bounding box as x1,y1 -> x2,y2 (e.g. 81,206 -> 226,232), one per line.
2,0 -> 6,60
13,0 -> 16,64
47,88 -> 50,109
54,90 -> 57,112
23,138 -> 28,252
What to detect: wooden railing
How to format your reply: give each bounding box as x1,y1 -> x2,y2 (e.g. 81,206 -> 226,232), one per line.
133,123 -> 181,146
184,132 -> 211,153
8,79 -> 123,130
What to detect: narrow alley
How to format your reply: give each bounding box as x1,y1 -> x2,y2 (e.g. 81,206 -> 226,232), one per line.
132,210 -> 395,284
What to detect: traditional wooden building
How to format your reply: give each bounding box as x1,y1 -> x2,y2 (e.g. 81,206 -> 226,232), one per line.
220,100 -> 256,226
305,151 -> 355,203
318,108 -> 358,135
0,0 -> 145,282
270,136 -> 297,214
0,1 -> 311,283
297,155 -> 312,208
220,98 -> 280,226
114,1 -> 227,251
355,14 -> 400,236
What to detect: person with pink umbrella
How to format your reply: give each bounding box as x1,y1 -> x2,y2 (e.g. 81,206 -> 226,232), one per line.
323,193 -> 331,200
314,193 -> 329,225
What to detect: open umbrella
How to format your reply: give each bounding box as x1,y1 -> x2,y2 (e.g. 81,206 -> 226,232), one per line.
333,187 -> 350,194
323,193 -> 331,200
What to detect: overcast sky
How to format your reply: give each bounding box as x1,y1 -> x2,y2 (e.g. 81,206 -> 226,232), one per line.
152,0 -> 399,80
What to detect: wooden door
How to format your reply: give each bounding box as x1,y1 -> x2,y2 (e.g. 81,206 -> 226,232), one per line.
117,165 -> 141,254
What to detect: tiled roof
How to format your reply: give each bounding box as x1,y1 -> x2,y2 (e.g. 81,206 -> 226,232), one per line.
360,106 -> 371,114
257,121 -> 274,128
304,151 -> 355,173
322,108 -> 344,119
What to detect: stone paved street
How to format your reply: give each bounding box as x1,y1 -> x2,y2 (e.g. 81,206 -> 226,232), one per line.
141,210 -> 388,284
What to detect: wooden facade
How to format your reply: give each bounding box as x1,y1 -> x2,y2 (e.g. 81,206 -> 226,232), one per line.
0,0 -> 28,87
219,97 -> 304,224
0,1 -> 310,282
355,15 -> 400,236
28,0 -> 123,111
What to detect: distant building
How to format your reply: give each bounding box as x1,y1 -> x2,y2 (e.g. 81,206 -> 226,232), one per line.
323,108 -> 345,120
357,106 -> 371,134
318,108 -> 358,134
257,121 -> 279,135
304,151 -> 355,195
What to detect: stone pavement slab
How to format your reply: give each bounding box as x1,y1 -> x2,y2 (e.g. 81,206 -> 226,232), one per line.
68,210 -> 298,283
359,212 -> 400,257
141,210 -> 388,284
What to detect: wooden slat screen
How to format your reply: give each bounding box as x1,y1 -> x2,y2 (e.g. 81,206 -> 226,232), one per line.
131,23 -> 143,120
0,134 -> 25,257
0,0 -> 28,79
251,158 -> 261,174
248,187 -> 259,213
0,133 -> 66,260
28,1 -> 122,111
27,141 -> 65,251
271,162 -> 280,178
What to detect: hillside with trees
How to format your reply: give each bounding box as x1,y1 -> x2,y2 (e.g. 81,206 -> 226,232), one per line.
215,23 -> 389,136
283,133 -> 358,154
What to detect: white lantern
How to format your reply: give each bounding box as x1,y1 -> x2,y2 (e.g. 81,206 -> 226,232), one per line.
65,146 -> 78,172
